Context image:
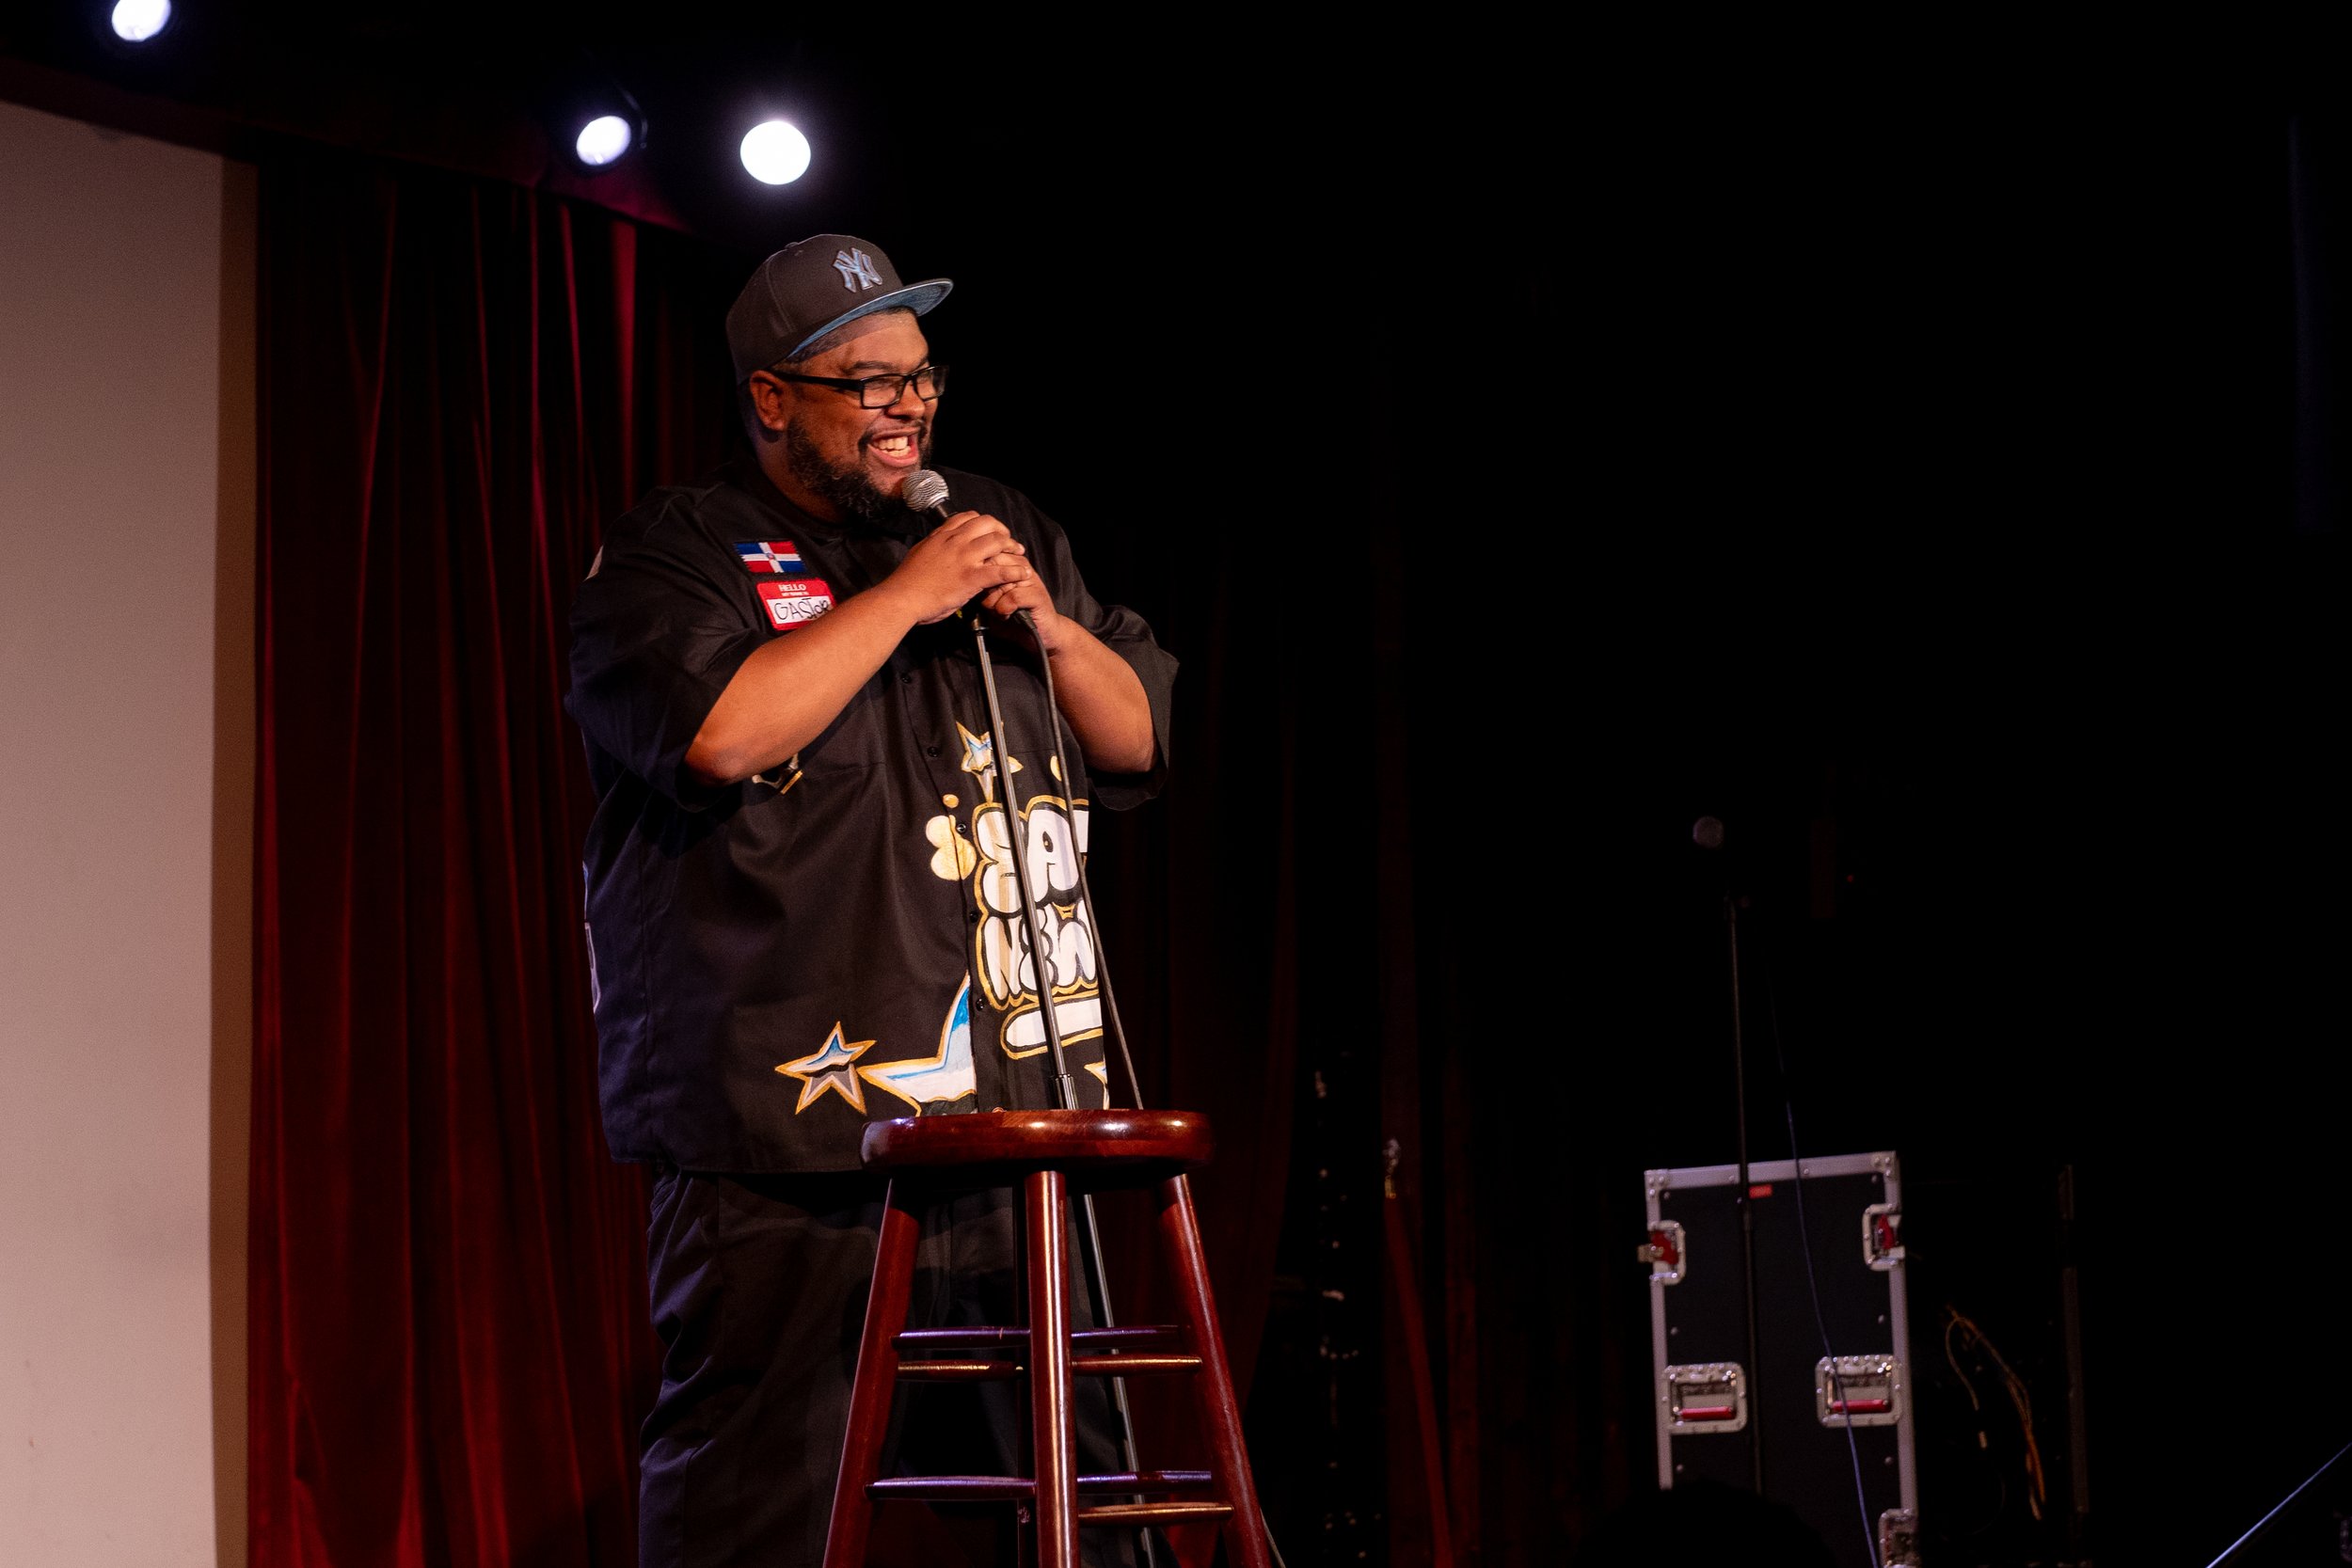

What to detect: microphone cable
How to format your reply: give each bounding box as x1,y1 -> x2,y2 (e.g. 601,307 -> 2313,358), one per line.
1022,619 -> 1149,1111
1765,961 -> 1882,1568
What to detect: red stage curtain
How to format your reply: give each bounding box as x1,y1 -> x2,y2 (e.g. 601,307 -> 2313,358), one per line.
248,148 -> 735,1567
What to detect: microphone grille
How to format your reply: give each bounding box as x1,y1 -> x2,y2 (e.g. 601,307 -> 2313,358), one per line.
902,469 -> 950,514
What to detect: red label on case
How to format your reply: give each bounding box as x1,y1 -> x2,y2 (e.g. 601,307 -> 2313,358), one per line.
758,578 -> 835,629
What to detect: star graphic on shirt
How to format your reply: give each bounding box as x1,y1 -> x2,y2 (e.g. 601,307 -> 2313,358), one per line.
956,722 -> 1021,802
776,1022 -> 875,1114
859,977 -> 977,1111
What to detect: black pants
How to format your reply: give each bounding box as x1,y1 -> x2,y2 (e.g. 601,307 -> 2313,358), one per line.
640,1167 -> 1137,1568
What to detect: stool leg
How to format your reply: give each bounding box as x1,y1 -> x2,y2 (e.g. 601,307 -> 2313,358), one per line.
822,1180 -> 921,1568
1156,1174 -> 1273,1568
1026,1168 -> 1079,1568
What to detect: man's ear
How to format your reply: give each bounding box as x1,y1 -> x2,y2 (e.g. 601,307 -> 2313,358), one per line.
746,373 -> 792,435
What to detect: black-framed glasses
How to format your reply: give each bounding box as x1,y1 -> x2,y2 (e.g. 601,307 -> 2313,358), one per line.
764,363 -> 948,408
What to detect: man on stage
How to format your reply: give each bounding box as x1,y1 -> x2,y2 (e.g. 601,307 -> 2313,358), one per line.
567,233 -> 1174,1566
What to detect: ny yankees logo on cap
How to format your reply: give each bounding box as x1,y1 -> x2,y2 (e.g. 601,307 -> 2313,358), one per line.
833,247 -> 884,292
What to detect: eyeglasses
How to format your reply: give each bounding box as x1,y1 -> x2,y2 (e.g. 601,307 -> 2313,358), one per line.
764,363 -> 949,408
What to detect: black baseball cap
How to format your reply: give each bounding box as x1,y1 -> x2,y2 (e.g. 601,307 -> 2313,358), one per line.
725,234 -> 953,382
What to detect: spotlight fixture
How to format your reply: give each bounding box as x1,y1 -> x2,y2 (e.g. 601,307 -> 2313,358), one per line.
574,114 -> 635,169
557,87 -> 646,176
740,119 -> 812,186
109,0 -> 172,42
552,59 -> 646,177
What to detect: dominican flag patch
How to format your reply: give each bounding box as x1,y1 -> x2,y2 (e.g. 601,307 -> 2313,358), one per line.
758,578 -> 836,629
735,540 -> 806,574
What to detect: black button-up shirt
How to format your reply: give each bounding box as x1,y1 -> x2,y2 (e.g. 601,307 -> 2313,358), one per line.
567,463 -> 1176,1172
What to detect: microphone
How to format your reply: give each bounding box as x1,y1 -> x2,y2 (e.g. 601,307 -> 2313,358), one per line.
903,467 -> 953,525
1692,816 -> 1725,850
904,468 -> 1036,632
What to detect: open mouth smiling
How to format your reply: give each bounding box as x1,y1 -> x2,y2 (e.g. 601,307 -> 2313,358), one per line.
865,426 -> 924,467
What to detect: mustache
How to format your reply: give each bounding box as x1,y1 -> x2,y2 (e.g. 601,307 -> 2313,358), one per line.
785,420 -> 936,522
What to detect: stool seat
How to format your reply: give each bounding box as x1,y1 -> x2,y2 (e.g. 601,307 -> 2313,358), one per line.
858,1109 -> 1213,1184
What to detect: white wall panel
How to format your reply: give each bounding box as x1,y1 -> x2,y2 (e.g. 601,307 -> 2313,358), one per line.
0,97 -> 246,1568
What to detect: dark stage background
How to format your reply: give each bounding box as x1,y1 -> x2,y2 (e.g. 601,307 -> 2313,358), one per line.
12,14 -> 2352,1566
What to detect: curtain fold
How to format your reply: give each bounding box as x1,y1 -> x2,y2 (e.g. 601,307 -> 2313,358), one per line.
249,149 -> 732,1567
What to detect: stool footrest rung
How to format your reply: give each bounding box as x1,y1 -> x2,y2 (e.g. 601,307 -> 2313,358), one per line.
1078,1501 -> 1236,1526
1080,1470 -> 1215,1492
893,1359 -> 1013,1383
892,1325 -> 1186,1352
894,1351 -> 1205,1383
1073,1354 -> 1201,1376
869,1476 -> 1032,1501
868,1470 -> 1216,1503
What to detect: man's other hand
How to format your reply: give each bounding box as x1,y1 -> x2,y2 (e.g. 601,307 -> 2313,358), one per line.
976,567 -> 1072,656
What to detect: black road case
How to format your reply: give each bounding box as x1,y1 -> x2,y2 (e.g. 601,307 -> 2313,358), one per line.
1644,1150 -> 1920,1567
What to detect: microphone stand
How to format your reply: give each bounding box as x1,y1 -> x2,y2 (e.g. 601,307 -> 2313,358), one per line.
1021,618 -> 1148,1109
1694,817 -> 1765,1493
970,613 -> 1079,1101
1724,889 -> 1766,1497
969,611 -> 1159,1566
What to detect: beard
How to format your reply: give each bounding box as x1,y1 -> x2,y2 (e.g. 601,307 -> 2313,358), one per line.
783,418 -> 931,523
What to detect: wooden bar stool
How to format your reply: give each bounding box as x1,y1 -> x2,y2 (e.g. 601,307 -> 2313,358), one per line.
820,1110 -> 1271,1568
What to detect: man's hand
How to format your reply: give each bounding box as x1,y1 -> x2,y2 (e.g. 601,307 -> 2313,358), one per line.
882,510 -> 1032,625
965,525 -> 1155,774
976,559 -> 1075,656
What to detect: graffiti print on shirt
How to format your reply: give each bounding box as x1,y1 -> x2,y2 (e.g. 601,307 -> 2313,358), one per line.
923,724 -> 1102,1062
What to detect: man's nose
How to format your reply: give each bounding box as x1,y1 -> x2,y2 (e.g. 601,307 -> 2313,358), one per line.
882,378 -> 926,417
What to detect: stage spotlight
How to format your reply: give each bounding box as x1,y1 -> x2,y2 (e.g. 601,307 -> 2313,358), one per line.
740,120 -> 812,186
574,114 -> 634,168
109,0 -> 171,42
